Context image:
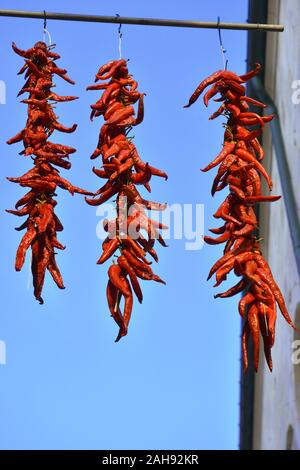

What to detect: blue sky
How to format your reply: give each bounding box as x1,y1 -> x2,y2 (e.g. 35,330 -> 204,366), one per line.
0,0 -> 248,450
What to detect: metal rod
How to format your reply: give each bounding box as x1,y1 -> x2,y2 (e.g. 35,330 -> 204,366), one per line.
0,9 -> 284,32
252,77 -> 300,279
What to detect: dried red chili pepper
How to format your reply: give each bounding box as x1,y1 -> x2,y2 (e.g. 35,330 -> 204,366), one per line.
185,63 -> 295,372
7,41 -> 92,304
86,58 -> 167,341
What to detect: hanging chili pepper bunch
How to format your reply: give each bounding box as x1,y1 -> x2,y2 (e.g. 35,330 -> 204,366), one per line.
185,63 -> 295,372
86,58 -> 168,342
6,41 -> 93,304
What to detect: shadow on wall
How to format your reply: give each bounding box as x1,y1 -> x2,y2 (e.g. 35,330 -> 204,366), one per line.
286,425 -> 294,450
294,305 -> 300,420
285,305 -> 300,450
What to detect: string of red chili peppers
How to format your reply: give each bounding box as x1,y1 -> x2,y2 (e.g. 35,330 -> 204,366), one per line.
185,63 -> 295,372
6,41 -> 92,304
86,58 -> 168,342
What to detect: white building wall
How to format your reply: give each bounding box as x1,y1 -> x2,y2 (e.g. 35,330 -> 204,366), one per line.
253,0 -> 300,450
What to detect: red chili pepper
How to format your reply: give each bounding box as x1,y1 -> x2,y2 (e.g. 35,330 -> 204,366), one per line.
185,62 -> 292,372
86,59 -> 168,340
7,41 -> 91,303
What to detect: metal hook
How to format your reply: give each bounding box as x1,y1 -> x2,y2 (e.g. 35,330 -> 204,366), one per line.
217,16 -> 228,70
43,9 -> 47,30
42,10 -> 52,46
116,13 -> 123,59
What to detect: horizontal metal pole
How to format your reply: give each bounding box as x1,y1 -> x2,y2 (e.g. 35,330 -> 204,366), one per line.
0,9 -> 284,31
